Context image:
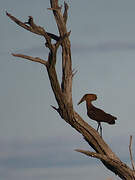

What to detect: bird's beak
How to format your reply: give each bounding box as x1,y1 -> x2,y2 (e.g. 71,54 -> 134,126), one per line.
77,97 -> 84,105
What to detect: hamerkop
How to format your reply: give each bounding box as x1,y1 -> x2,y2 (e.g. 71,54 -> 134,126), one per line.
78,94 -> 117,136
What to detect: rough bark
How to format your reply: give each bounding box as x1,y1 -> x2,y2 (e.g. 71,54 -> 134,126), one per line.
6,1 -> 135,179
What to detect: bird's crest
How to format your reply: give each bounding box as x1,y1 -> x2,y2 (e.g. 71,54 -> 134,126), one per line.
78,94 -> 97,105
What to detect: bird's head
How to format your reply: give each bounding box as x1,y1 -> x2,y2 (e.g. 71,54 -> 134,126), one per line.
77,94 -> 97,105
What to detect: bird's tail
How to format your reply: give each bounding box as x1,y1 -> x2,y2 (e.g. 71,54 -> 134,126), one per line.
108,116 -> 117,124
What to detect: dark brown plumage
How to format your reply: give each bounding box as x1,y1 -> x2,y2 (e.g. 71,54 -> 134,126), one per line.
78,94 -> 117,136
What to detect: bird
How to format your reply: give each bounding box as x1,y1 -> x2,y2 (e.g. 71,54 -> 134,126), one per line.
77,94 -> 117,137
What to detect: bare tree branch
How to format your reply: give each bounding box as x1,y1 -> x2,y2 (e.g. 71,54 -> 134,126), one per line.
75,149 -> 112,160
75,149 -> 127,170
12,53 -> 47,65
75,149 -> 127,168
50,1 -> 67,36
63,2 -> 69,24
50,0 -> 73,105
75,149 -> 135,179
6,11 -> 59,41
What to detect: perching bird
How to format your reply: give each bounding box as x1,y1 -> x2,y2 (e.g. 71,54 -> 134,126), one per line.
78,94 -> 117,136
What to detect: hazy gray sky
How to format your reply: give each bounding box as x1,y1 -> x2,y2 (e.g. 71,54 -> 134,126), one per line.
1,0 -> 135,179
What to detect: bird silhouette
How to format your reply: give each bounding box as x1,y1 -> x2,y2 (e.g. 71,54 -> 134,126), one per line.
78,94 -> 117,136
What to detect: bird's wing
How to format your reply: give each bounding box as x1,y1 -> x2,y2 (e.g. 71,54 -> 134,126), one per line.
87,106 -> 117,124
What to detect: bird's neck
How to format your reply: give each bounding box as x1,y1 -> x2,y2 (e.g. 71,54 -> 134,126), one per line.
86,100 -> 93,110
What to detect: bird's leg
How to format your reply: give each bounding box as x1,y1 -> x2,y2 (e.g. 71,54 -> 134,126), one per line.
100,123 -> 102,137
97,123 -> 100,132
97,123 -> 102,137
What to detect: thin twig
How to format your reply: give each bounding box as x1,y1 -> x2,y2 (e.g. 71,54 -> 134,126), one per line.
75,149 -> 108,160
129,135 -> 135,171
12,53 -> 47,65
51,105 -> 60,114
72,68 -> 78,78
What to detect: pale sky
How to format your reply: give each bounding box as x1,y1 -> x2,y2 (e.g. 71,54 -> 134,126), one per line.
1,0 -> 135,179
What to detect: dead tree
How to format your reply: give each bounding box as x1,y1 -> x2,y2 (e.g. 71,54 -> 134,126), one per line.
6,0 -> 135,179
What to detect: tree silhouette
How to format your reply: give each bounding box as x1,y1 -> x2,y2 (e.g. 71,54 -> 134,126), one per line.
6,0 -> 135,179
